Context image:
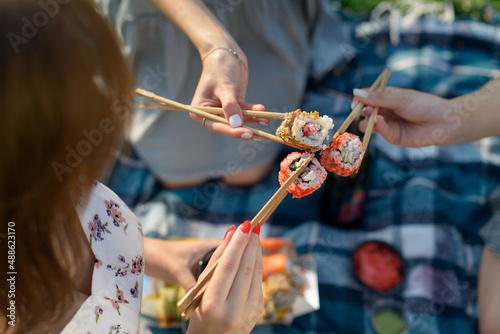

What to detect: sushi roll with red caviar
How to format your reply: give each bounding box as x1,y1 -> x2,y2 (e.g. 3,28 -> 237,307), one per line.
279,152 -> 327,198
320,132 -> 365,177
276,109 -> 334,152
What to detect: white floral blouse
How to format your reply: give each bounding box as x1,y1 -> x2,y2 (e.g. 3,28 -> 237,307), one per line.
61,182 -> 144,334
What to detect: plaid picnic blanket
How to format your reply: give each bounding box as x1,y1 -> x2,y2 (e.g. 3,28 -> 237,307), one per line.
105,4 -> 500,334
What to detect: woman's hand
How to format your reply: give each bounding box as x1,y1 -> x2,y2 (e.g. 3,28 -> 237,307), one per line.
190,48 -> 269,141
144,237 -> 220,291
148,0 -> 270,141
187,221 -> 264,334
354,87 -> 459,147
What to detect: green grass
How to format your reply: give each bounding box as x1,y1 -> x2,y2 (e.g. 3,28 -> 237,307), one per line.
334,0 -> 500,20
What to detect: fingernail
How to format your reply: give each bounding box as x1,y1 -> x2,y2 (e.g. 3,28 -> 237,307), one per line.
253,137 -> 263,141
374,115 -> 379,124
229,114 -> 242,127
224,225 -> 236,240
252,223 -> 260,236
351,101 -> 356,109
353,89 -> 369,98
241,133 -> 252,139
259,121 -> 267,125
240,220 -> 251,234
362,107 -> 368,116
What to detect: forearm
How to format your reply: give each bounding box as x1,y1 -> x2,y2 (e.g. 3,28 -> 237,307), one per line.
449,77 -> 500,144
478,246 -> 500,334
148,0 -> 241,57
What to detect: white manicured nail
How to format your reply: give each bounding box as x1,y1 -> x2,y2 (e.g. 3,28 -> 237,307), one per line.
241,133 -> 252,139
351,101 -> 356,109
229,114 -> 242,127
253,137 -> 263,141
259,121 -> 267,125
353,89 -> 369,98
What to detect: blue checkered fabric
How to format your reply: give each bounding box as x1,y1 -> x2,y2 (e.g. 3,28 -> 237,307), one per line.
106,6 -> 500,334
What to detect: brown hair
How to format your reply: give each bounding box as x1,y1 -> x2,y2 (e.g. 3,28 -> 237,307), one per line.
0,0 -> 134,331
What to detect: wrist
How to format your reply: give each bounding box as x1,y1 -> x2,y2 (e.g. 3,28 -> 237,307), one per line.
202,47 -> 247,68
445,95 -> 484,146
143,237 -> 173,280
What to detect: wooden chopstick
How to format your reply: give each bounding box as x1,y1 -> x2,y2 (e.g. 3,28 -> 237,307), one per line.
180,193 -> 287,320
139,101 -> 286,120
332,68 -> 390,140
135,89 -> 303,150
362,69 -> 391,149
178,155 -> 314,319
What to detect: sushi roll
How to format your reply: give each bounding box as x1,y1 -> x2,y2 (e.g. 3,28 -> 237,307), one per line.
279,152 -> 327,198
320,132 -> 365,177
276,109 -> 334,152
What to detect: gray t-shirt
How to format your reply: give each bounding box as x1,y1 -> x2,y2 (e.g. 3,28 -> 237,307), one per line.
99,0 -> 349,182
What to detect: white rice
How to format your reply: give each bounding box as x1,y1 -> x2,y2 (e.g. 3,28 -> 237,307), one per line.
290,113 -> 334,150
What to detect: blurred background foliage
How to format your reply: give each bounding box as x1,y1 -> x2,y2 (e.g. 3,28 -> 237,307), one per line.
333,0 -> 500,22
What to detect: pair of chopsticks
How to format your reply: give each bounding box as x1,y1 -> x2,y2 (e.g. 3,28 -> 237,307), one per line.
139,101 -> 285,120
177,154 -> 314,320
134,89 -> 302,149
332,67 -> 391,150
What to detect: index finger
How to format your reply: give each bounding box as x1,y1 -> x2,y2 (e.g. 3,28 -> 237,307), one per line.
203,222 -> 253,301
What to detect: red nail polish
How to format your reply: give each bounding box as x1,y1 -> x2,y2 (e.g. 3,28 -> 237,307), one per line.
223,225 -> 235,240
252,223 -> 260,236
240,220 -> 251,234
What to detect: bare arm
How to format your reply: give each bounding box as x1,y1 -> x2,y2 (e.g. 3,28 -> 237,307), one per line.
478,246 -> 500,334
143,237 -> 220,290
148,0 -> 268,140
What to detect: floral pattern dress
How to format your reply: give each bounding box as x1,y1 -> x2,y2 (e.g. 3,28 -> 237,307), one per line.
61,182 -> 144,334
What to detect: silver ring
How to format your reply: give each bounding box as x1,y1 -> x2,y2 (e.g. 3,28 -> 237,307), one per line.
202,117 -> 207,128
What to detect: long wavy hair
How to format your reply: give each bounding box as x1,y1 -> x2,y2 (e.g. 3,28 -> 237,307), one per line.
0,0 -> 134,331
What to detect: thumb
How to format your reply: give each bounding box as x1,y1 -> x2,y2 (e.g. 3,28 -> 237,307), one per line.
218,91 -> 244,128
358,115 -> 404,147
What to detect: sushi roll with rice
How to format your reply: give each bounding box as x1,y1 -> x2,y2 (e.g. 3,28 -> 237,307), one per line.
279,152 -> 327,198
276,109 -> 334,152
320,132 -> 365,177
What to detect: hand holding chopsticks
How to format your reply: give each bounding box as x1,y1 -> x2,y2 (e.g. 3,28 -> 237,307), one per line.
332,67 -> 391,141
135,89 -> 303,149
177,155 -> 314,319
362,69 -> 391,149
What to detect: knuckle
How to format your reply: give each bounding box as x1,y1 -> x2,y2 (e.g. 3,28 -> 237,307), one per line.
201,300 -> 222,319
241,262 -> 254,278
217,260 -> 237,274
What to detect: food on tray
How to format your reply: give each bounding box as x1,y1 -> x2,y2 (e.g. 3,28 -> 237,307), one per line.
320,132 -> 365,177
276,109 -> 334,151
263,253 -> 288,280
260,264 -> 308,324
143,238 -> 317,327
353,241 -> 404,292
279,152 -> 327,198
260,238 -> 293,254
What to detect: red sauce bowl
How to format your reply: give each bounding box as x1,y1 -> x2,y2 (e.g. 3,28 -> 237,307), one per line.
352,240 -> 405,293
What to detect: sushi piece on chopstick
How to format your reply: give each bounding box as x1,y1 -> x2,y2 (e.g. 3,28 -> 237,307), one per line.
276,109 -> 334,152
321,68 -> 391,177
320,132 -> 365,177
279,152 -> 327,198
